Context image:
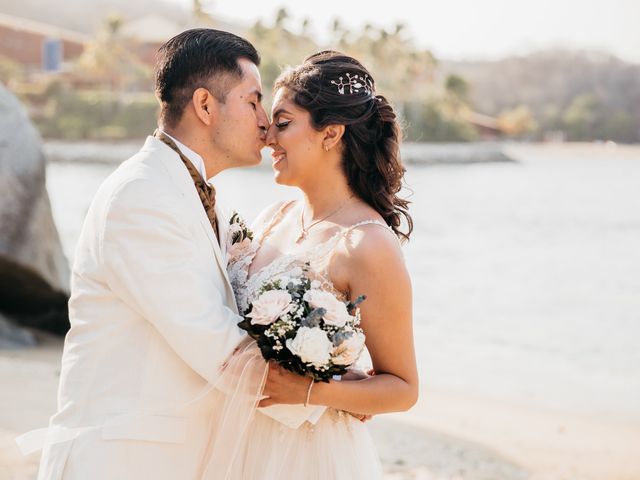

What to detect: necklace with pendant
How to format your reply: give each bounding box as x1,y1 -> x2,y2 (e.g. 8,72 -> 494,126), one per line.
296,196 -> 355,244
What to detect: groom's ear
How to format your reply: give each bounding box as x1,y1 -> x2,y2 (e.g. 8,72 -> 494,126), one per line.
192,87 -> 219,126
322,124 -> 345,151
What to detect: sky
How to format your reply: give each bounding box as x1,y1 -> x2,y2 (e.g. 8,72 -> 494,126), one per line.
169,0 -> 640,63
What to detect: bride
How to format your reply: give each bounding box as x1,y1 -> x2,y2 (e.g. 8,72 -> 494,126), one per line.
201,51 -> 418,479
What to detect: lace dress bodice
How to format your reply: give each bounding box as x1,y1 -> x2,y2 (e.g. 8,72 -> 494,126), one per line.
228,200 -> 396,314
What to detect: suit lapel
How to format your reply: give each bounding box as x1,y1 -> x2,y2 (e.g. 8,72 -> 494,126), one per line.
215,204 -> 229,261
145,137 -> 235,304
199,216 -> 233,291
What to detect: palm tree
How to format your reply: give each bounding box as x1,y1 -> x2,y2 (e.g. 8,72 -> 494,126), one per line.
275,7 -> 289,29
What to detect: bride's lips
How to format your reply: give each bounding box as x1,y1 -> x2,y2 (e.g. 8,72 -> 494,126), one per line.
271,151 -> 286,166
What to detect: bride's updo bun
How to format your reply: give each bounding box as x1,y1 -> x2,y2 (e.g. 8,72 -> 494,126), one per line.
274,51 -> 413,242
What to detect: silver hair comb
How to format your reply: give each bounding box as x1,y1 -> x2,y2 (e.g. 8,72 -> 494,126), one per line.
330,73 -> 374,96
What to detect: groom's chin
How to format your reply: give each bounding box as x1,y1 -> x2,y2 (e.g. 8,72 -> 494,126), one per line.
253,148 -> 266,166
249,147 -> 267,166
233,151 -> 263,169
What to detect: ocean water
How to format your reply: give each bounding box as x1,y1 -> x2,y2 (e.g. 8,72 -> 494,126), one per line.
45,144 -> 640,423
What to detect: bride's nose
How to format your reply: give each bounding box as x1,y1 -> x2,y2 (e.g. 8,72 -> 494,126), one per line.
265,124 -> 278,147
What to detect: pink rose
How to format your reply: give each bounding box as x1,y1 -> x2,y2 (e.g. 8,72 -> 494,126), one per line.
228,237 -> 252,262
331,332 -> 366,365
247,290 -> 294,326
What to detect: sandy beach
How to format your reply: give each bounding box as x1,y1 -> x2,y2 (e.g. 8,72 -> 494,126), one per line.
2,333 -> 639,480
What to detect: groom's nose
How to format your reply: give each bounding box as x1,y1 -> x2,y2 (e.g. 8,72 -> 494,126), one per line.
256,104 -> 269,130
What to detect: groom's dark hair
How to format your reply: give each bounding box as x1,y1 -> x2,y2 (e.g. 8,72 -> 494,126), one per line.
155,29 -> 260,127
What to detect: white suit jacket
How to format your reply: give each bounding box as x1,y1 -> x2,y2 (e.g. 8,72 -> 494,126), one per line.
32,136 -> 245,480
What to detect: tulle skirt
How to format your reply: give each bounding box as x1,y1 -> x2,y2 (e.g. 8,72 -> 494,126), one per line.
200,338 -> 383,480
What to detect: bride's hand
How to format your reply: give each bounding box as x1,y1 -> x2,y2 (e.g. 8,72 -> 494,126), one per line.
258,361 -> 311,407
220,337 -> 254,372
258,362 -> 376,423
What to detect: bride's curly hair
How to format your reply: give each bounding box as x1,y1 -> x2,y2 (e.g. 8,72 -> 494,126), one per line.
274,51 -> 413,242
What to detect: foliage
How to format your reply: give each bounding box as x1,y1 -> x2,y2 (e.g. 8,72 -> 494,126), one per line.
7,6 -> 637,142
245,15 -> 475,142
32,85 -> 158,140
0,55 -> 25,85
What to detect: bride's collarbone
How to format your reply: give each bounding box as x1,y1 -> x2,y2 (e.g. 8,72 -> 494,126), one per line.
270,226 -> 341,254
249,226 -> 337,274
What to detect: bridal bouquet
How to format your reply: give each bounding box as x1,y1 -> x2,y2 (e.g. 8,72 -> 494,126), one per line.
238,265 -> 367,383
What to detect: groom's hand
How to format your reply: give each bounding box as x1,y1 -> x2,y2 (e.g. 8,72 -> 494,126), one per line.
259,361 -> 311,407
341,367 -> 375,381
347,412 -> 373,422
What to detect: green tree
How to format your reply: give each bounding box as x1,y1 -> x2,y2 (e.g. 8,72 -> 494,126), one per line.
275,7 -> 289,28
563,94 -> 601,140
445,74 -> 469,101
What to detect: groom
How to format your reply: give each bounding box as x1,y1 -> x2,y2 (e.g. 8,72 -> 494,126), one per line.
29,29 -> 270,480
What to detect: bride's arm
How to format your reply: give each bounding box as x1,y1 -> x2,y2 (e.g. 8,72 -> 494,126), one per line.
259,226 -> 419,415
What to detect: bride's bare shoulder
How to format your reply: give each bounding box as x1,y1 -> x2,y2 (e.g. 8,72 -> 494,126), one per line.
347,221 -> 404,264
329,219 -> 410,305
329,217 -> 407,292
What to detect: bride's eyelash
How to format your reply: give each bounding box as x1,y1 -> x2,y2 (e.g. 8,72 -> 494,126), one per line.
275,121 -> 291,130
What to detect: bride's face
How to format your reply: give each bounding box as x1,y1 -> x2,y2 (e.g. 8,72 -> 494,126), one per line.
266,88 -> 326,186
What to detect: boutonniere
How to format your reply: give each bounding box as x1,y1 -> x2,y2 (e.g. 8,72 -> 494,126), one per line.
227,212 -> 254,262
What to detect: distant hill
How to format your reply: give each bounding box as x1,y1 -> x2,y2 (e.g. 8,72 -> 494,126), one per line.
443,50 -> 640,142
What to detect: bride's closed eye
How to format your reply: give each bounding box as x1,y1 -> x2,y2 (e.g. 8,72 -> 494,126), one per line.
275,120 -> 291,130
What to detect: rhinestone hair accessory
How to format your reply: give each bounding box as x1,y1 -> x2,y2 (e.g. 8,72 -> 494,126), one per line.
330,73 -> 374,96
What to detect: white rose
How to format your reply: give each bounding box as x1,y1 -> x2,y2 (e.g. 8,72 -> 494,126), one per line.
310,280 -> 321,289
331,331 -> 366,365
247,290 -> 293,326
286,326 -> 333,368
303,289 -> 353,327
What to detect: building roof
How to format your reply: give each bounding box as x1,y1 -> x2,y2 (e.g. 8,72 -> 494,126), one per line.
0,12 -> 89,44
464,111 -> 501,131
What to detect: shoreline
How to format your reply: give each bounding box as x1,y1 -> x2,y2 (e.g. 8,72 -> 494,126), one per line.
42,139 -> 518,166
2,336 -> 639,479
40,140 -> 640,169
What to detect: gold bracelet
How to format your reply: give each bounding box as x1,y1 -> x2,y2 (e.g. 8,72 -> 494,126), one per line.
304,378 -> 314,407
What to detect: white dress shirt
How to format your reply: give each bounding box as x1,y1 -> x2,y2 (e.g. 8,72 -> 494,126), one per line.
160,130 -> 211,184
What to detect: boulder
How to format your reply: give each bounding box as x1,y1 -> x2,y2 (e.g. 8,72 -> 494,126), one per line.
0,312 -> 36,348
0,83 -> 69,338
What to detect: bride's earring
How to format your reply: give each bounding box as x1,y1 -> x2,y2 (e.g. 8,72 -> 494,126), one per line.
324,145 -> 329,152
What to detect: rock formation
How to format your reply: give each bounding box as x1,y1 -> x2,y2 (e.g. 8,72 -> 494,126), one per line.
0,83 -> 70,342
